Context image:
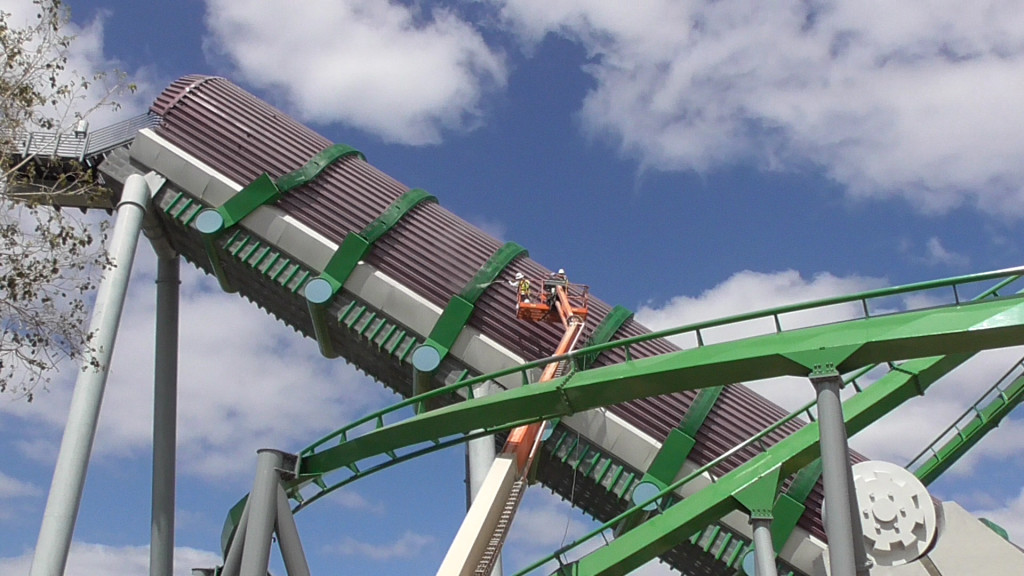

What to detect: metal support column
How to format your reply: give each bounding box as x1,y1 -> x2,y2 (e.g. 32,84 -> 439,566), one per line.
467,380 -> 502,576
811,375 -> 860,576
751,519 -> 779,576
240,449 -> 286,576
151,256 -> 180,576
30,174 -> 151,576
275,484 -> 311,576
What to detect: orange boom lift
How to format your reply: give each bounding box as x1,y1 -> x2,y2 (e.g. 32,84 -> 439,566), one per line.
437,273 -> 589,576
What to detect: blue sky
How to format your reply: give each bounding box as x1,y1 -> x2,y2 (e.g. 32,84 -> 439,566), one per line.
3,1 -> 1024,574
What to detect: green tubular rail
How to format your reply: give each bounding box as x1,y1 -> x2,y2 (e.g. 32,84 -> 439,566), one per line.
908,354 -> 1024,485
219,267 -> 1024,562
296,266 -> 1024,461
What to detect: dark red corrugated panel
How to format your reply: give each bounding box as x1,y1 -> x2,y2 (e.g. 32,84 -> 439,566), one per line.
151,76 -> 839,541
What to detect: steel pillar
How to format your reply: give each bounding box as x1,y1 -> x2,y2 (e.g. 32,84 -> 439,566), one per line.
275,484 -> 311,576
151,256 -> 180,576
812,375 -> 866,576
30,174 -> 151,576
467,380 -> 502,576
751,519 -> 779,576
240,449 -> 286,575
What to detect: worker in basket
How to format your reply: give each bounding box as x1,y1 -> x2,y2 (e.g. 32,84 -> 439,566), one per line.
544,268 -> 568,306
509,272 -> 531,305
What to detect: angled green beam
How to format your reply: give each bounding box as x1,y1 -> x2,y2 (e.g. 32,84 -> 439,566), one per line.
620,385 -> 724,529
305,189 -> 437,357
195,143 -> 364,292
300,294 -> 1024,477
912,369 -> 1024,485
770,459 -> 822,551
421,241 -> 527,361
578,305 -> 634,370
560,352 -> 971,576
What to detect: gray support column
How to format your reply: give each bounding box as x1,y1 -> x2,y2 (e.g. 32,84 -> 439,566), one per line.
751,519 -> 779,576
240,449 -> 285,576
812,375 -> 857,576
151,256 -> 180,576
846,464 -> 871,576
220,501 -> 249,576
466,380 -> 502,576
275,484 -> 310,576
30,174 -> 151,576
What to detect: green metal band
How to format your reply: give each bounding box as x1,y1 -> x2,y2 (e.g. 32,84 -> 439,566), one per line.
320,189 -> 437,293
424,241 -> 528,360
276,143 -> 365,193
459,242 -> 527,302
641,386 -> 725,492
579,305 -> 633,370
206,142 -> 365,232
770,458 -> 822,550
197,143 -> 364,292
306,188 -> 437,358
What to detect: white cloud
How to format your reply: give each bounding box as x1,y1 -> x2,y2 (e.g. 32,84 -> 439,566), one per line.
635,268 -> 1024,467
493,0 -> 1024,217
203,0 -> 507,145
0,542 -> 221,576
923,236 -> 969,268
0,470 -> 40,499
637,268 -> 885,349
0,0 -> 154,129
0,249 -> 393,482
326,530 -> 432,560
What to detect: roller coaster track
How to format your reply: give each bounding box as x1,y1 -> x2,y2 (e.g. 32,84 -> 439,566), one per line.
220,265 -> 1024,574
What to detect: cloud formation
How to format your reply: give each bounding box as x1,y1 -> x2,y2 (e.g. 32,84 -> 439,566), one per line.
203,0 -> 507,145
493,0 -> 1024,216
0,542 -> 221,576
0,253 -> 392,481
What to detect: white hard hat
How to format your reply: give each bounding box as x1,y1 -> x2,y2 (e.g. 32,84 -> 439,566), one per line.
558,268 -> 565,274
515,272 -> 524,280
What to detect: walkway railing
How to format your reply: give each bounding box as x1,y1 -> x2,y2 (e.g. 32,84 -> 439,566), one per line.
1,113 -> 159,162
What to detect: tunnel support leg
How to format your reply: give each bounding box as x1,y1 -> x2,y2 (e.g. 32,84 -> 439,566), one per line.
30,174 -> 152,576
151,255 -> 180,576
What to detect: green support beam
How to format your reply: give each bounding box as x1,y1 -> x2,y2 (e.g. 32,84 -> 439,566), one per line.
913,370 -> 1024,485
770,459 -> 822,551
305,189 -> 437,357
421,241 -> 527,361
299,293 -> 1024,478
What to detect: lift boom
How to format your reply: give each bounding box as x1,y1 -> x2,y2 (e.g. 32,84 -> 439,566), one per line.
437,280 -> 589,576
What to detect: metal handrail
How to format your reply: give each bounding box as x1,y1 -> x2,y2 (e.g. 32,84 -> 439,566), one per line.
0,113 -> 159,162
905,354 -> 1024,472
300,267 -> 1024,461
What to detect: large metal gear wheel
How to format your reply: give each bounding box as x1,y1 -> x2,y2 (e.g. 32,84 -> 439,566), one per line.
852,460 -> 938,567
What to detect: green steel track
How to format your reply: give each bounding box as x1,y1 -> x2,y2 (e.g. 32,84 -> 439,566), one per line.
221,266 -> 1024,575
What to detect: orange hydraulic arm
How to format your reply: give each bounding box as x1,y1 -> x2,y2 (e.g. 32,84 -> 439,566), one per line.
503,284 -> 586,473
